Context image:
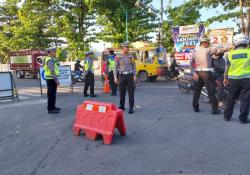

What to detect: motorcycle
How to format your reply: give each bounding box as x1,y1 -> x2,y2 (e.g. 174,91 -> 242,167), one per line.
177,67 -> 195,93
71,71 -> 85,84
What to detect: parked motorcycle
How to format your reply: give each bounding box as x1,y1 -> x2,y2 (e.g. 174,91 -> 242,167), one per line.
177,67 -> 194,93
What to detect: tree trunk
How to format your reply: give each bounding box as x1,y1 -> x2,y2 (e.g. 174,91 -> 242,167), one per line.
247,8 -> 250,37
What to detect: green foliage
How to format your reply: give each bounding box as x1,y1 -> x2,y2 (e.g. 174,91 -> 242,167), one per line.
91,0 -> 158,44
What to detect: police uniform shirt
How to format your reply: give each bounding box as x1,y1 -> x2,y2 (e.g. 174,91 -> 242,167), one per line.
114,54 -> 136,80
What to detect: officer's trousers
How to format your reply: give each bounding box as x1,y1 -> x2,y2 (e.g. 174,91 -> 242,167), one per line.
224,78 -> 250,121
46,79 -> 57,111
108,71 -> 117,95
193,71 -> 218,111
119,73 -> 134,109
84,71 -> 95,95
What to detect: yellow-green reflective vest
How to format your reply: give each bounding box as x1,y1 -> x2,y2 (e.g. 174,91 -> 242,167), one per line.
44,57 -> 59,79
84,58 -> 94,71
108,56 -> 116,70
228,49 -> 250,79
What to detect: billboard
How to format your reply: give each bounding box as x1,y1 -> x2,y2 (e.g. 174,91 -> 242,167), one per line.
40,65 -> 72,87
172,24 -> 205,65
208,28 -> 234,48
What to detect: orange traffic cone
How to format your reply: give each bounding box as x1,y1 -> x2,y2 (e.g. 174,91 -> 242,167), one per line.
103,75 -> 111,93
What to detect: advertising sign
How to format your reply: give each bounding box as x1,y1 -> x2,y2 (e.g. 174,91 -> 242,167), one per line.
208,28 -> 234,48
10,55 -> 32,64
172,24 -> 205,65
40,65 -> 72,87
0,72 -> 13,98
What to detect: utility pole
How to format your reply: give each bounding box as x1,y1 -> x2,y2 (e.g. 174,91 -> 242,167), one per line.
159,0 -> 163,45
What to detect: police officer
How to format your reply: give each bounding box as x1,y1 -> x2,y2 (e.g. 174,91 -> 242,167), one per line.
190,37 -> 225,114
114,42 -> 136,114
44,48 -> 60,114
106,49 -> 117,96
224,34 -> 250,124
83,51 -> 97,97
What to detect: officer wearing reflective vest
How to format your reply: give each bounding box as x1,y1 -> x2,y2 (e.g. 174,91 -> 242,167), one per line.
106,49 -> 117,96
224,34 -> 250,123
44,48 -> 61,114
83,51 -> 97,97
114,42 -> 136,114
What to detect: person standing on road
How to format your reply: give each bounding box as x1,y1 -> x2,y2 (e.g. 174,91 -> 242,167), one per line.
106,49 -> 117,96
224,34 -> 250,124
114,42 -> 136,114
190,37 -> 224,115
212,51 -> 226,108
44,48 -> 61,114
83,51 -> 97,98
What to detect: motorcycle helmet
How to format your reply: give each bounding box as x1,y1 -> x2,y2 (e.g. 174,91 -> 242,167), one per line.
234,33 -> 249,48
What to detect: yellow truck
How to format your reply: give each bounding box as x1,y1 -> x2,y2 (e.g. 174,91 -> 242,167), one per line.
101,47 -> 168,82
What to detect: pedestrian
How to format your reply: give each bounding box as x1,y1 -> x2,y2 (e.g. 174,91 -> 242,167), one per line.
83,51 -> 98,97
44,48 -> 61,114
212,51 -> 226,108
114,42 -> 137,114
106,49 -> 117,96
190,37 -> 225,114
224,34 -> 250,124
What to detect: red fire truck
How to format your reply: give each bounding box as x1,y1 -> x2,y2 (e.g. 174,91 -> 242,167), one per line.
9,49 -> 48,79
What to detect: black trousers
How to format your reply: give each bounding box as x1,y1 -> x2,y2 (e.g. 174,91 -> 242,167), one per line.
108,71 -> 117,95
224,78 -> 250,121
84,71 -> 95,95
214,74 -> 224,102
46,79 -> 57,111
193,71 -> 218,110
119,73 -> 135,109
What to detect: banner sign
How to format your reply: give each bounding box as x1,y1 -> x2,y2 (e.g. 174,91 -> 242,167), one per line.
40,65 -> 72,87
208,28 -> 234,48
172,24 -> 205,65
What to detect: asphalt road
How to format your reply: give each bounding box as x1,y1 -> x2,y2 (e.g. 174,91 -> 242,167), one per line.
0,78 -> 250,175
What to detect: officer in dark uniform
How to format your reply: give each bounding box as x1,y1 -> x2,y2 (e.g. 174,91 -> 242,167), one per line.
114,42 -> 136,114
44,48 -> 61,114
106,49 -> 117,96
83,51 -> 97,97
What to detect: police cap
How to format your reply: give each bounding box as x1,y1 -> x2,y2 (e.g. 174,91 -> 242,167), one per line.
120,41 -> 130,47
46,47 -> 57,53
85,51 -> 94,56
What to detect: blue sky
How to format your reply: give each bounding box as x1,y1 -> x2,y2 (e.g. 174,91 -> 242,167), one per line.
152,0 -> 237,31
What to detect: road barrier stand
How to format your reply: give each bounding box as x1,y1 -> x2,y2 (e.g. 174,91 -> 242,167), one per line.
73,101 -> 126,144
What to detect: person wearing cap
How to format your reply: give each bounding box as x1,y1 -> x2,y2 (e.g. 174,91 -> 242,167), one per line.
106,49 -> 117,96
114,42 -> 136,114
190,37 -> 228,115
44,48 -> 61,114
83,51 -> 97,97
224,34 -> 250,124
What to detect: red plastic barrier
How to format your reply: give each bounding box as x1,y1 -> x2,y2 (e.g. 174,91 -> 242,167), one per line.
73,101 -> 126,144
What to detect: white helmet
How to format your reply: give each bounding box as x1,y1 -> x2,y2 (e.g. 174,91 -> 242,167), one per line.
234,33 -> 249,47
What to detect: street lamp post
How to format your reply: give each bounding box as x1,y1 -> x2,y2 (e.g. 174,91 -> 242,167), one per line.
118,0 -> 129,42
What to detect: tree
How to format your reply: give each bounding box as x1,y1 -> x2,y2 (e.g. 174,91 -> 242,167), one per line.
58,0 -> 96,59
201,0 -> 249,33
0,0 -> 21,63
90,0 -> 158,44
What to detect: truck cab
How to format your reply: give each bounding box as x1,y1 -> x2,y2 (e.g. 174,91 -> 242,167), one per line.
9,49 -> 47,79
136,47 -> 168,82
